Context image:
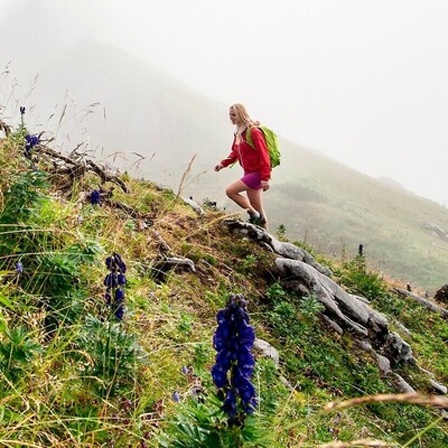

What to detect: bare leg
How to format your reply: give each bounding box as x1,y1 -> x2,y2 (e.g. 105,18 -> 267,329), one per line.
226,180 -> 269,230
225,180 -> 258,214
247,188 -> 268,230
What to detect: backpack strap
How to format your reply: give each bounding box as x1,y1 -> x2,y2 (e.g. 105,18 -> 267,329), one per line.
245,125 -> 257,149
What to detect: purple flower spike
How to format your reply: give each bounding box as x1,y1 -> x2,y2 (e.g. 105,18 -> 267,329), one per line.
211,294 -> 257,425
117,273 -> 126,286
115,288 -> 125,303
112,253 -> 127,273
20,106 -> 26,115
104,254 -> 127,321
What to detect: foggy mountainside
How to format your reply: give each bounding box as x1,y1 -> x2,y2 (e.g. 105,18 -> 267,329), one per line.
1,12 -> 447,292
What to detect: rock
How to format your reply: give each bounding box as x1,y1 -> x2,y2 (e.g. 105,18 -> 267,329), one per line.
275,258 -> 389,338
423,222 -> 448,239
429,380 -> 448,394
181,196 -> 204,216
357,339 -> 373,351
393,373 -> 416,393
224,219 -> 332,276
384,332 -> 414,364
393,288 -> 448,319
375,354 -> 391,375
150,257 -> 196,283
253,338 -> 280,368
393,320 -> 412,338
322,315 -> 344,335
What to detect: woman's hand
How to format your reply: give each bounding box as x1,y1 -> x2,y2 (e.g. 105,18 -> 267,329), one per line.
261,180 -> 270,191
214,163 -> 224,172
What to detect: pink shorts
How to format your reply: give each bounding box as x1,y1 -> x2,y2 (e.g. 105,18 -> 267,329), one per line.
241,172 -> 262,190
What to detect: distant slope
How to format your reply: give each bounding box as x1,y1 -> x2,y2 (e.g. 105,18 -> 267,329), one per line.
268,139 -> 448,291
4,37 -> 448,291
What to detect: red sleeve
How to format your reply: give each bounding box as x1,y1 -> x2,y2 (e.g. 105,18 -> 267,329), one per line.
250,127 -> 271,181
220,136 -> 238,167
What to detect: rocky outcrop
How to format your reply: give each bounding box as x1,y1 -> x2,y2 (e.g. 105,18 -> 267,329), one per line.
225,219 -> 331,276
274,257 -> 413,365
226,219 -> 447,394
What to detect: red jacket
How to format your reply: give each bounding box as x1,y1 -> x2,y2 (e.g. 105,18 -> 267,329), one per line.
220,126 -> 271,181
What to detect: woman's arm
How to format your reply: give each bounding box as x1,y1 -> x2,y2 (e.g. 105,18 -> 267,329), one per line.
217,139 -> 238,169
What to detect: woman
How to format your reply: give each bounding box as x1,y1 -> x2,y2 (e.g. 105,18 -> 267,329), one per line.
214,103 -> 271,230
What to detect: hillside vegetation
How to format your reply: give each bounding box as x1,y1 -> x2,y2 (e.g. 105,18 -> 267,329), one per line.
0,114 -> 448,447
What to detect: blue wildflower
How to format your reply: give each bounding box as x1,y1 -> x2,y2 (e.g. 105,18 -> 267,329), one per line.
25,134 -> 39,147
222,389 -> 237,418
104,253 -> 127,320
172,391 -> 180,403
211,294 -> 257,426
104,273 -> 118,288
106,252 -> 127,273
115,288 -> 125,303
118,273 -> 126,286
15,262 -> 24,274
24,134 -> 40,159
89,189 -> 101,205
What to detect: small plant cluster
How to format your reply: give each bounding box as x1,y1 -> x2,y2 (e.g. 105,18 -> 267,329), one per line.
212,294 -> 257,427
104,252 -> 127,320
14,106 -> 40,159
337,254 -> 388,301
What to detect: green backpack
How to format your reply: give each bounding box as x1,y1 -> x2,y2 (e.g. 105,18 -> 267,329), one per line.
245,125 -> 281,168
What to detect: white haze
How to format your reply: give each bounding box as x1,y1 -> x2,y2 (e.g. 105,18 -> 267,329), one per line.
1,0 -> 448,206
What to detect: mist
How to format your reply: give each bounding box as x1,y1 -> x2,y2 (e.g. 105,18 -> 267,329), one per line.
1,0 -> 448,205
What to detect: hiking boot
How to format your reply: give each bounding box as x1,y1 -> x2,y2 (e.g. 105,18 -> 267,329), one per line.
249,214 -> 266,226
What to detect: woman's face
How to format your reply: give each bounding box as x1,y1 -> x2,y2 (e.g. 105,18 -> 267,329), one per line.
229,107 -> 240,125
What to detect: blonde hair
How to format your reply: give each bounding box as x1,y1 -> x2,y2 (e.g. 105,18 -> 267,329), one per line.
230,103 -> 253,126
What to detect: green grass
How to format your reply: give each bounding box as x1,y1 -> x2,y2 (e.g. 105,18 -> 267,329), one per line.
0,116 -> 448,447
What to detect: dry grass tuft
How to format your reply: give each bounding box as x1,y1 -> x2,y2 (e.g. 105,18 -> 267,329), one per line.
318,440 -> 396,447
324,392 -> 448,413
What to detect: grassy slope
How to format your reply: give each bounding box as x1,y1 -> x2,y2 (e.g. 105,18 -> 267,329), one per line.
0,131 -> 448,447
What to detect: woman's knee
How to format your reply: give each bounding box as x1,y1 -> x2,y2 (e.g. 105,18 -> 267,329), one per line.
225,185 -> 240,198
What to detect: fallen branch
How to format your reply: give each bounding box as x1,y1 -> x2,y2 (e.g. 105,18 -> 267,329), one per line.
37,143 -> 129,193
393,288 -> 448,319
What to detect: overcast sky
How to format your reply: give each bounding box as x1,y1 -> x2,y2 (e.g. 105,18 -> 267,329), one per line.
2,0 -> 448,205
